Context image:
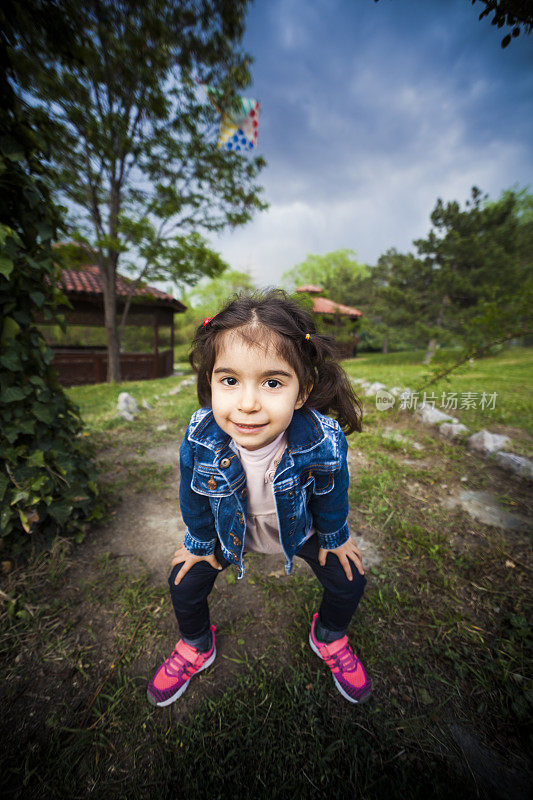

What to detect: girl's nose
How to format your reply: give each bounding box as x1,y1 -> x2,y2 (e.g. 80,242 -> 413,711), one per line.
238,385 -> 260,412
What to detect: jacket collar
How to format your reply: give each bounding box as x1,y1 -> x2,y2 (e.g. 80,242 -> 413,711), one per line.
188,406 -> 326,456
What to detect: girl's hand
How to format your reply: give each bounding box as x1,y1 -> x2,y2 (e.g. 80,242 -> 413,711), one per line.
318,538 -> 364,580
171,545 -> 223,586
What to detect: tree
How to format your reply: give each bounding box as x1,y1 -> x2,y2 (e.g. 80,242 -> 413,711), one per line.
282,249 -> 369,305
1,0 -> 100,554
361,249 -> 438,355
414,186 -> 533,370
471,0 -> 533,47
176,269 -> 254,346
9,0 -> 267,382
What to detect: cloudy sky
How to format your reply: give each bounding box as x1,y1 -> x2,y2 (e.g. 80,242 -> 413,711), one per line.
211,0 -> 533,287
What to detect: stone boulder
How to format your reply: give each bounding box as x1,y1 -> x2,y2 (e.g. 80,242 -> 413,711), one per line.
364,381 -> 387,396
117,392 -> 139,421
439,423 -> 469,441
467,430 -> 510,455
415,403 -> 458,426
494,451 -> 533,481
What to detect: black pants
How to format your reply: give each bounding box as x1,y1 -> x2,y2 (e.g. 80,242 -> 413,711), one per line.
168,533 -> 366,647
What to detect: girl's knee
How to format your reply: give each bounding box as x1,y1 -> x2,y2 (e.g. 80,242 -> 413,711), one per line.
167,559 -> 219,595
338,566 -> 367,600
168,563 -> 183,590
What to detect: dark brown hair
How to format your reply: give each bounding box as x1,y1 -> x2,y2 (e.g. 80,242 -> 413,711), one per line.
189,288 -> 363,434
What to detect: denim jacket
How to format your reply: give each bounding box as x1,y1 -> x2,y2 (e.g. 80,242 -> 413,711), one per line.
179,406 -> 351,580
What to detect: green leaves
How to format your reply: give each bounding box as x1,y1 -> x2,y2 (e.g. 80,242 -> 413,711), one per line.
0,256 -> 14,279
0,386 -> 28,403
1,40 -> 101,555
1,317 -> 21,342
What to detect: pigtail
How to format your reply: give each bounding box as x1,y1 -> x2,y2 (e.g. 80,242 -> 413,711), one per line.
303,333 -> 363,435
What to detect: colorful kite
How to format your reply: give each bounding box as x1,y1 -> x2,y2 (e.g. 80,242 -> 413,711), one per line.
205,86 -> 260,152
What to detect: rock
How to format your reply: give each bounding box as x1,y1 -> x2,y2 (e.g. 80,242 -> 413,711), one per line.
168,386 -> 181,396
156,424 -> 168,432
364,381 -> 387,396
180,377 -> 196,388
494,452 -> 533,481
141,399 -> 152,410
350,378 -> 366,385
442,490 -> 531,532
415,403 -> 458,426
467,429 -> 510,455
439,422 -> 469,441
117,392 -> 138,418
389,386 -> 404,396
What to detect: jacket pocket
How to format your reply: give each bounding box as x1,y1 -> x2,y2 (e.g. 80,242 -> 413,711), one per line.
191,468 -> 233,498
300,468 -> 334,496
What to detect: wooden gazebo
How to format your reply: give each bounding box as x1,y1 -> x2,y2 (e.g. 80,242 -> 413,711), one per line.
35,266 -> 186,386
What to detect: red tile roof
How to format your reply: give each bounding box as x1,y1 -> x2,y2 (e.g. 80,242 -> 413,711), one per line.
56,266 -> 185,311
312,296 -> 362,318
296,284 -> 324,293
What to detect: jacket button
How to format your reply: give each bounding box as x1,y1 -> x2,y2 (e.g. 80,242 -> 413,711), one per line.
207,476 -> 217,490
288,491 -> 293,497
241,488 -> 247,498
220,458 -> 231,468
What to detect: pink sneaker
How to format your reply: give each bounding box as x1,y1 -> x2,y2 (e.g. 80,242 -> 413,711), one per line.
147,625 -> 216,707
309,613 -> 371,704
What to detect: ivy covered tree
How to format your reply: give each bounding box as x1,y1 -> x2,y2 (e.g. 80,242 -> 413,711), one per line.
1,1 -> 100,557
9,0 -> 267,382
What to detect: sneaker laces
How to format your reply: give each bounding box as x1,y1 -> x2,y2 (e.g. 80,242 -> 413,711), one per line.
165,649 -> 192,678
323,643 -> 357,672
334,645 -> 358,672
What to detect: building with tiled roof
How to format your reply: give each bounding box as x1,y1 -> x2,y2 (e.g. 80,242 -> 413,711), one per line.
296,286 -> 362,318
296,285 -> 362,357
35,264 -> 186,386
296,284 -> 324,294
56,266 -> 185,311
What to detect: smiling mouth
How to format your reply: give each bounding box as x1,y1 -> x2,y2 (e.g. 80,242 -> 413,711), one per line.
231,421 -> 267,430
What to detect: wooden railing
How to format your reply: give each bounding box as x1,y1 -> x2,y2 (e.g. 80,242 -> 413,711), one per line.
51,347 -> 174,386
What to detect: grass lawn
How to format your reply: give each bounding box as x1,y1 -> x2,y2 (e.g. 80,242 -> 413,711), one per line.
342,345 -> 533,446
1,347 -> 531,798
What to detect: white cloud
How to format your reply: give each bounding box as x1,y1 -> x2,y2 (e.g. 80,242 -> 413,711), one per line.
214,134 -> 528,286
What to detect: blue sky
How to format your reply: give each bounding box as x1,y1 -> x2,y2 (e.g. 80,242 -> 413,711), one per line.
212,0 -> 533,287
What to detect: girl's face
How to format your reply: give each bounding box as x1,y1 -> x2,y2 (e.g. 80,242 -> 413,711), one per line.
210,331 -> 309,451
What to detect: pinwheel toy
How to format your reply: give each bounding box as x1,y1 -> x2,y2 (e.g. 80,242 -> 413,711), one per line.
205,86 -> 260,152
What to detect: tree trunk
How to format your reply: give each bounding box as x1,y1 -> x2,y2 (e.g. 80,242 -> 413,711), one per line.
423,294 -> 449,365
423,338 -> 436,364
101,256 -> 121,383
382,335 -> 388,355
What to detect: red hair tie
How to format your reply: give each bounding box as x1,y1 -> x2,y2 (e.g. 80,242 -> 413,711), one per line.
202,317 -> 213,327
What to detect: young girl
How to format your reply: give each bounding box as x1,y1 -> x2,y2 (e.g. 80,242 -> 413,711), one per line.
147,289 -> 371,707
